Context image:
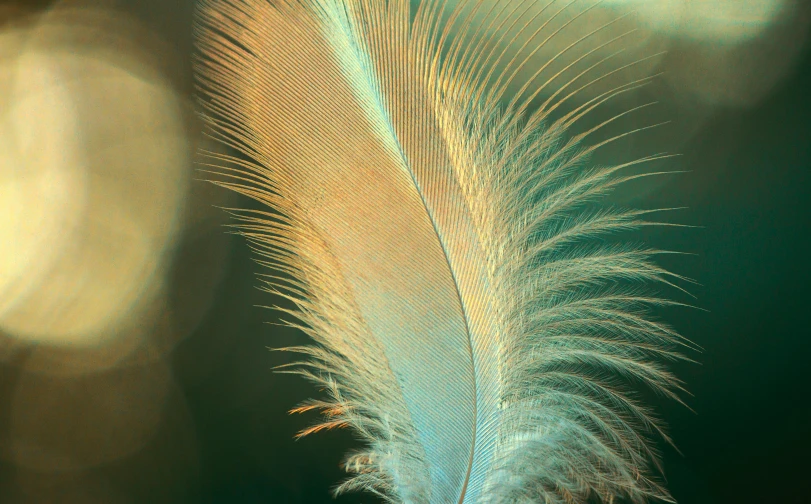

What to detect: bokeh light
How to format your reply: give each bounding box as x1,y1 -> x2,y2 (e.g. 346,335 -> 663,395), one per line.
448,0 -> 808,108
0,3 -> 188,347
608,0 -> 790,43
8,359 -> 173,472
0,2 -> 212,501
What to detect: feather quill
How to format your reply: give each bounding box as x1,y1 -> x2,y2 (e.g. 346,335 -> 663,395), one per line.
194,1 -> 694,502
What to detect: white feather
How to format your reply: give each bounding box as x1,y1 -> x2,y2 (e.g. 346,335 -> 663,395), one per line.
194,1 -> 695,502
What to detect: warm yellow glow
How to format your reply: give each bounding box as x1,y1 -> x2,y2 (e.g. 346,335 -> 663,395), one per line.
0,5 -> 188,347
8,359 -> 173,472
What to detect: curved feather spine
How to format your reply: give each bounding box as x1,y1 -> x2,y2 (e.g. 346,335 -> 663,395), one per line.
194,1 -> 693,503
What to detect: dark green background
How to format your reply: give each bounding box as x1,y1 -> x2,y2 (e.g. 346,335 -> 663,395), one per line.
2,1 -> 810,503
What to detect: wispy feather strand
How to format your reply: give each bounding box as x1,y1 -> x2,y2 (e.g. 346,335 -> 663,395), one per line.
194,0 -> 695,503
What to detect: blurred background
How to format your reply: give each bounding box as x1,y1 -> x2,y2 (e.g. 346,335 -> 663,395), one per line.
0,0 -> 809,502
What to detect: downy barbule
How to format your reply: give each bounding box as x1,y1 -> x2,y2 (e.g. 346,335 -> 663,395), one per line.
194,0 -> 697,502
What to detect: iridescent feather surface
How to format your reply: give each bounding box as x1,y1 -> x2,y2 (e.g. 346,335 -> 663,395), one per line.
194,1 -> 695,502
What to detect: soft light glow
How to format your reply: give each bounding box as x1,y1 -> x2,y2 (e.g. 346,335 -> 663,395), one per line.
608,0 -> 789,43
0,5 -> 188,347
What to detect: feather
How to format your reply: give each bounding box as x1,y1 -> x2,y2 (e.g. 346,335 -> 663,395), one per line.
193,1 -> 694,502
